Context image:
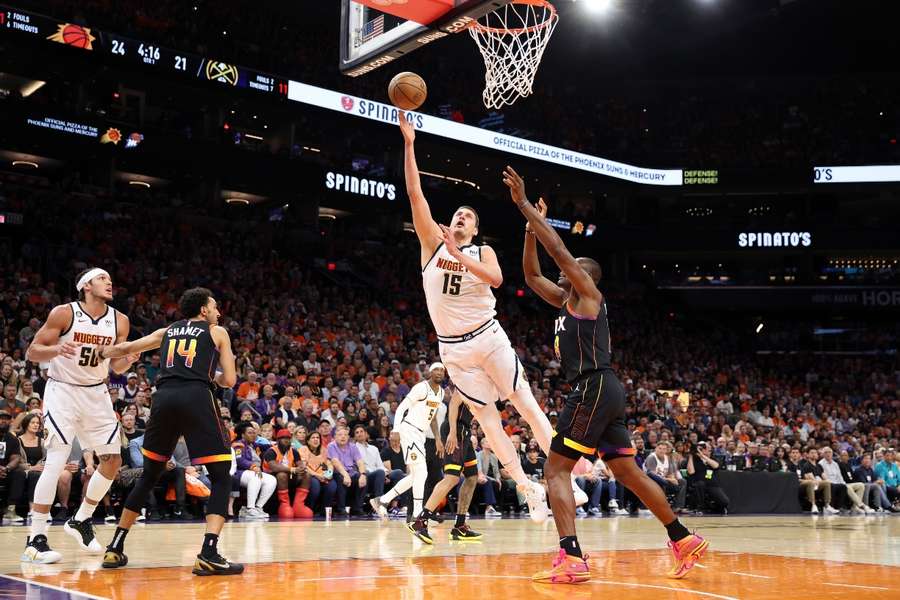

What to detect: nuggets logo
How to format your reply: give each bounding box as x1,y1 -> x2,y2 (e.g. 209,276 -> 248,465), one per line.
410,452 -> 418,462
341,96 -> 355,111
205,61 -> 239,86
47,24 -> 96,50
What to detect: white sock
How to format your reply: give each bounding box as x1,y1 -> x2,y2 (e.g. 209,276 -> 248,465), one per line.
29,511 -> 51,539
381,475 -> 413,504
77,472 -> 114,521
411,464 -> 427,517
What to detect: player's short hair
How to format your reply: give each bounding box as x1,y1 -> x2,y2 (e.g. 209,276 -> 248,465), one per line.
179,287 -> 213,318
457,205 -> 480,228
576,258 -> 602,283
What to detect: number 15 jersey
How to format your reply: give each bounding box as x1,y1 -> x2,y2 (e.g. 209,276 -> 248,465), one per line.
423,242 -> 497,338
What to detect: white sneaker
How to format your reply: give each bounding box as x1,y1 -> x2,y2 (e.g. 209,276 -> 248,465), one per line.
575,507 -> 586,516
608,500 -> 620,510
863,505 -> 874,514
810,505 -> 819,514
104,514 -> 116,523
519,481 -> 549,524
4,508 -> 24,524
572,480 -> 588,507
397,506 -> 408,516
588,507 -> 602,516
137,509 -> 146,522
238,506 -> 250,519
484,506 -> 501,518
21,536 -> 62,564
638,508 -> 652,515
370,498 -> 388,520
824,505 -> 840,515
612,508 -> 629,516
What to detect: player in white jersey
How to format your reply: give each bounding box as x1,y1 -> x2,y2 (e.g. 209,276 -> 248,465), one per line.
371,363 -> 446,520
21,268 -> 139,564
397,112 -> 552,522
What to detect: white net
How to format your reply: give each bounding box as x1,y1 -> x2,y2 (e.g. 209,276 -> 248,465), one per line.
468,0 -> 558,109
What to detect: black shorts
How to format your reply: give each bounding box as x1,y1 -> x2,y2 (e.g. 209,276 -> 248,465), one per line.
441,421 -> 477,478
551,371 -> 635,462
141,382 -> 230,466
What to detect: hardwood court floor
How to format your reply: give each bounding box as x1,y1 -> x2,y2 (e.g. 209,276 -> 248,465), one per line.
1,514 -> 898,599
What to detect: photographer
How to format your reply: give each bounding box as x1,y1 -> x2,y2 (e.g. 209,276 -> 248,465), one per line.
686,442 -> 729,514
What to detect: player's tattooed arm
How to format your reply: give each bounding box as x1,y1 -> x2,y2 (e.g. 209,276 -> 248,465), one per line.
99,327 -> 166,360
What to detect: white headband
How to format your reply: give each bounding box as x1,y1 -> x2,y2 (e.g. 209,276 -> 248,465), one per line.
428,362 -> 444,373
76,268 -> 110,291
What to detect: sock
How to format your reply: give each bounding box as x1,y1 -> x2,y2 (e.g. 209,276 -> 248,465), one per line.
109,527 -> 130,552
455,513 -> 466,528
78,472 -> 115,521
560,535 -> 583,559
29,511 -> 51,539
664,518 -> 691,543
201,533 -> 219,558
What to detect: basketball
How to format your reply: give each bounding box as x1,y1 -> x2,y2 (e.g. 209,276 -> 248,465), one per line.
388,72 -> 427,111
62,24 -> 93,49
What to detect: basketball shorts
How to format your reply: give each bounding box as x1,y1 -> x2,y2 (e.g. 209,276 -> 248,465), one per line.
441,420 -> 477,478
551,371 -> 635,462
141,382 -> 231,466
438,320 -> 527,408
43,379 -> 120,455
397,424 -> 427,468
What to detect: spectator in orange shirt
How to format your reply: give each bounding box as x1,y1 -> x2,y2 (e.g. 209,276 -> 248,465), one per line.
237,371 -> 261,402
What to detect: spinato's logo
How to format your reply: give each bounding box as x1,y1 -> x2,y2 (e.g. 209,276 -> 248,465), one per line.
325,171 -> 396,201
738,232 -> 812,248
341,96 -> 355,111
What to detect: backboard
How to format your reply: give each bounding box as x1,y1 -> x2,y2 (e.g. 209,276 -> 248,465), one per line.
340,0 -> 513,77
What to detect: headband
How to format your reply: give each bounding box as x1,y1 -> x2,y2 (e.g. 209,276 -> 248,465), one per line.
76,268 -> 110,291
428,362 -> 445,373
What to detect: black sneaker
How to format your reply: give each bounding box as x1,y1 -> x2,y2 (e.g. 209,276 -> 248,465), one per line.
64,518 -> 103,553
426,511 -> 445,524
192,552 -> 245,576
450,524 -> 483,541
406,519 -> 433,545
102,548 -> 129,569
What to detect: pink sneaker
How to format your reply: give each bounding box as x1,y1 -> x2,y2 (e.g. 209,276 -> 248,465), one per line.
532,549 -> 591,584
666,533 -> 709,579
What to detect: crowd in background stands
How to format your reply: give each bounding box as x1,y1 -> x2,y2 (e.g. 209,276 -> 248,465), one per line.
0,167 -> 898,522
11,0 -> 900,169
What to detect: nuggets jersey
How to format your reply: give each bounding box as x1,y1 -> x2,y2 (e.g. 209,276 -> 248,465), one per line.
423,242 -> 497,337
48,302 -> 116,385
396,380 -> 444,433
554,302 -> 612,383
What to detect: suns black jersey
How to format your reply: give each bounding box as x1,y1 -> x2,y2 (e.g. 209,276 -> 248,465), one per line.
553,301 -> 612,383
156,319 -> 219,387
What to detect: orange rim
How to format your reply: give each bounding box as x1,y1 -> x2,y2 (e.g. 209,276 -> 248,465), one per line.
469,0 -> 557,35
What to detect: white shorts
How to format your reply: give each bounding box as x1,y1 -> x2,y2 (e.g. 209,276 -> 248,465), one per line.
43,379 -> 120,455
397,425 -> 427,467
439,321 -> 527,408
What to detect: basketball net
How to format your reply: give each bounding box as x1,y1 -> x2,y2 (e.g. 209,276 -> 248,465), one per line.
468,0 -> 558,109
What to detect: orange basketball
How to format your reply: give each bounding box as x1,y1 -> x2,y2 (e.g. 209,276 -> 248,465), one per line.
62,24 -> 92,49
388,72 -> 427,111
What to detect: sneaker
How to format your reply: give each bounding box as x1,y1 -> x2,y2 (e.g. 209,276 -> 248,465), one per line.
102,548 -> 128,569
519,481 -> 549,524
369,498 -> 388,520
136,509 -> 146,522
572,482 -> 588,507
588,507 -> 602,516
21,536 -> 62,564
104,514 -> 117,523
611,508 -> 629,516
192,552 -> 244,576
246,507 -> 269,520
484,505 -> 501,518
863,506 -> 874,514
4,507 -> 24,524
532,549 -> 590,584
608,500 -> 620,510
406,520 -> 433,545
426,511 -> 445,524
396,506 -> 408,517
64,518 -> 104,554
638,508 -> 652,515
575,507 -> 587,516
450,524 -> 483,541
53,508 -> 69,523
238,506 -> 250,519
666,533 -> 709,579
824,505 -> 840,515
810,505 -> 819,514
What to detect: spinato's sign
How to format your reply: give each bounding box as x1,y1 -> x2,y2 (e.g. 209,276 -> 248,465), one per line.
325,171 -> 397,200
738,232 -> 812,248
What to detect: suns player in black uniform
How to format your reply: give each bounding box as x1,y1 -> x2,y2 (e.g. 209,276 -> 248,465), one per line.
504,167 -> 708,584
408,390 -> 482,543
96,288 -> 243,576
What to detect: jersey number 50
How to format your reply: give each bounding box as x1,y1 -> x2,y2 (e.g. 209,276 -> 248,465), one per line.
166,339 -> 197,368
78,347 -> 101,367
442,273 -> 462,296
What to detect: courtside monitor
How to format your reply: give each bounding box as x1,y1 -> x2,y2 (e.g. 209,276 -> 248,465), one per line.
340,0 -> 511,77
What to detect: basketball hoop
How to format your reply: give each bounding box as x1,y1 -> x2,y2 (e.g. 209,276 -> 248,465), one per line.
468,0 -> 558,109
